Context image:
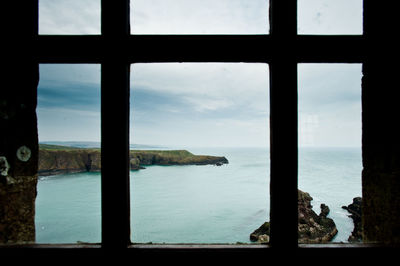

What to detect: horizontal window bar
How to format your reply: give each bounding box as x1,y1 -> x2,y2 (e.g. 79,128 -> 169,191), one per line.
34,35 -> 366,63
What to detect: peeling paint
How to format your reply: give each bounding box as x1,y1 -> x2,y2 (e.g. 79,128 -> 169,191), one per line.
0,156 -> 10,176
16,146 -> 31,162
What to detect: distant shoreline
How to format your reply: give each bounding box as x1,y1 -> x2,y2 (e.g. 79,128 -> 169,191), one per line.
38,144 -> 229,176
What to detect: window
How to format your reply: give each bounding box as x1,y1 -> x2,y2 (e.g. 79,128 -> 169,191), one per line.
2,0 -> 399,258
130,0 -> 269,34
36,64 -> 101,243
298,64 -> 362,243
39,0 -> 101,35
129,63 -> 270,244
298,0 -> 363,35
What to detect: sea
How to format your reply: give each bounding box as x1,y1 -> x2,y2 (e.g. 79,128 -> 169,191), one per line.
35,146 -> 362,244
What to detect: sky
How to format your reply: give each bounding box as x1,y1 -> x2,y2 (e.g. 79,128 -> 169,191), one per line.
37,0 -> 363,148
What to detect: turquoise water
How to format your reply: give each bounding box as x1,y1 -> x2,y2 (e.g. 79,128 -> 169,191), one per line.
35,147 -> 361,244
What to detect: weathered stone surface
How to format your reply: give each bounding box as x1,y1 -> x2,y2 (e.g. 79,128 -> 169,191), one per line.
362,57 -> 400,244
0,175 -> 37,243
1,63 -> 39,243
342,197 -> 362,242
250,189 -> 338,244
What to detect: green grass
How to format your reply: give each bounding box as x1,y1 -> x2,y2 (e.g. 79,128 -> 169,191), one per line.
39,144 -> 100,152
39,144 -> 81,150
131,150 -> 194,156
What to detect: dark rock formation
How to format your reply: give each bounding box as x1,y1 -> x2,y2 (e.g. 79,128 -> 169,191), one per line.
250,222 -> 270,243
250,189 -> 338,244
298,190 -> 338,243
130,157 -> 145,170
130,150 -> 229,167
38,146 -> 229,176
38,148 -> 101,176
342,197 -> 362,242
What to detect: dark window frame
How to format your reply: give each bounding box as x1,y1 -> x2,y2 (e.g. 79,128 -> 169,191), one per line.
3,0 -> 394,258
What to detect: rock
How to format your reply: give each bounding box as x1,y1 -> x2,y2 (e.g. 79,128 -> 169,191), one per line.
297,190 -> 338,243
342,197 -> 362,242
250,222 -> 270,242
320,204 -> 330,218
250,189 -> 338,244
130,157 -> 145,170
38,148 -> 101,176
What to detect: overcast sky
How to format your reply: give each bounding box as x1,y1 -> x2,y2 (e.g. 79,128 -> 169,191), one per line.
37,0 -> 363,148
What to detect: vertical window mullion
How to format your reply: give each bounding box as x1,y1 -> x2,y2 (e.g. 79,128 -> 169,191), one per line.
101,0 -> 131,249
269,0 -> 298,249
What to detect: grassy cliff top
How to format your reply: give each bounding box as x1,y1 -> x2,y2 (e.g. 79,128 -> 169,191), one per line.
39,144 -> 99,152
39,144 -> 192,155
39,144 -> 82,150
130,149 -> 194,156
39,144 -> 227,163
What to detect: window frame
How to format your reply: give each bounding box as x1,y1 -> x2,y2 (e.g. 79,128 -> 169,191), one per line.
2,0 -> 390,257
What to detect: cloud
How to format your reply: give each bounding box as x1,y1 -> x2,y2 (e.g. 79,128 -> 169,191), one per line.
298,0 -> 363,34
38,0 -> 362,35
131,0 -> 269,34
37,64 -> 101,142
39,0 -> 100,34
38,65 -> 100,111
39,0 -> 268,35
37,3 -> 363,147
37,106 -> 100,142
131,63 -> 269,114
130,63 -> 270,147
298,64 -> 362,111
298,64 -> 362,147
183,96 -> 233,112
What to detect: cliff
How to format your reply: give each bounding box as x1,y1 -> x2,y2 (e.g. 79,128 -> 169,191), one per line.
129,150 -> 228,170
38,145 -> 101,176
38,144 -> 229,176
250,189 -> 338,244
342,197 -> 362,242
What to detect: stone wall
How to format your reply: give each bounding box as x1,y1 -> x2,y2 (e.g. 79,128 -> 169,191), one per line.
362,60 -> 400,244
0,63 -> 39,243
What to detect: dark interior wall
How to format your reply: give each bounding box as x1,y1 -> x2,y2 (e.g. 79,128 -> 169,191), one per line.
0,2 -> 39,243
0,63 -> 39,243
361,0 -> 400,244
362,59 -> 400,244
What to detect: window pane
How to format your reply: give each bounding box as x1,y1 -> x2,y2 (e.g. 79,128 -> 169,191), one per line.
39,0 -> 100,35
131,0 -> 269,34
298,0 -> 363,35
298,64 -> 362,243
36,64 -> 101,243
130,63 -> 270,243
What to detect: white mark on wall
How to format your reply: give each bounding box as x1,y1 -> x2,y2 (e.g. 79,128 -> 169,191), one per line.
0,156 -> 10,176
16,146 -> 31,162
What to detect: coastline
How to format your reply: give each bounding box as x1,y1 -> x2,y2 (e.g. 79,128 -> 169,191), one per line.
38,144 -> 229,176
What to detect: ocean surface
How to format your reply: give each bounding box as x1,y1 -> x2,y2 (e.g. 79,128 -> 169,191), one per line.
35,147 -> 362,244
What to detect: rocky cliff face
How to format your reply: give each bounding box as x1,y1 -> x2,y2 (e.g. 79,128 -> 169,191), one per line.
342,197 -> 362,242
38,149 -> 101,176
250,189 -> 338,244
39,147 -> 229,175
129,150 -> 229,170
